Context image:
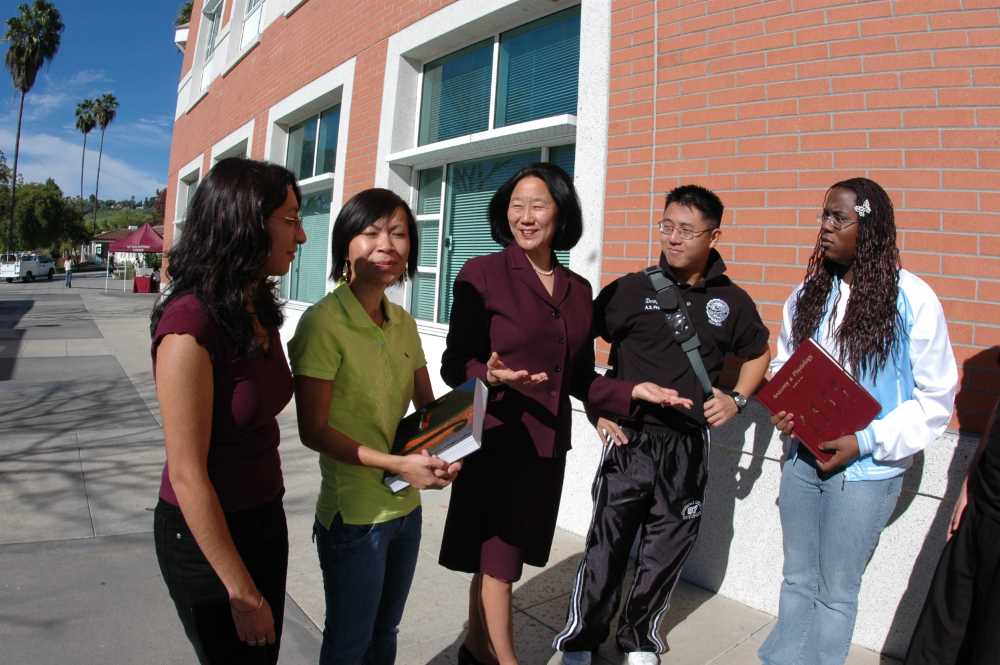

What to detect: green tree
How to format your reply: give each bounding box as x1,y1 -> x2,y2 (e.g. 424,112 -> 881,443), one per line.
75,98 -> 96,214
2,0 -> 64,251
0,150 -> 9,244
91,92 -> 119,232
151,187 -> 166,225
14,178 -> 83,250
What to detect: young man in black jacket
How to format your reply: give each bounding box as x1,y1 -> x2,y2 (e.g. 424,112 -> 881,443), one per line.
554,185 -> 771,665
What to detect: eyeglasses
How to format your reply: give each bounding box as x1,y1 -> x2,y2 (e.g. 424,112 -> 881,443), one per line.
657,219 -> 714,240
815,212 -> 858,231
277,214 -> 304,229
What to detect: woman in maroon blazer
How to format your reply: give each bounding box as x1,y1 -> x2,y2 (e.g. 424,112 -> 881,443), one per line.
439,163 -> 691,665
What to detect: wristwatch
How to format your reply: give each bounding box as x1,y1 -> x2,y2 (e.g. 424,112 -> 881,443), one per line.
731,391 -> 748,413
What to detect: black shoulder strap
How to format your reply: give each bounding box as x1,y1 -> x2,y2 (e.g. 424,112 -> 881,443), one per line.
644,267 -> 714,399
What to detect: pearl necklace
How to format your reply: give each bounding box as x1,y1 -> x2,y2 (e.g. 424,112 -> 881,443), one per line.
527,256 -> 555,276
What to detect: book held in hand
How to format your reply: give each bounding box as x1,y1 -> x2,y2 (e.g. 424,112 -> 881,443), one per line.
383,377 -> 488,493
757,338 -> 881,463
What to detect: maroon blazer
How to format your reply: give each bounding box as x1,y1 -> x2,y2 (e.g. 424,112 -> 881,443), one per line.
441,244 -> 635,458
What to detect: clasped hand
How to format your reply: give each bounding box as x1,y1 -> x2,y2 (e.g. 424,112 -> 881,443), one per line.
769,410 -> 859,473
398,449 -> 461,490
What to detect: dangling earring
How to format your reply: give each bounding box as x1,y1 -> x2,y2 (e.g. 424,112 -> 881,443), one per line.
344,260 -> 352,283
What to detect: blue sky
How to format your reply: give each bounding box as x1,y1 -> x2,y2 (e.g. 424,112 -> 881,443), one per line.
1,1 -> 185,201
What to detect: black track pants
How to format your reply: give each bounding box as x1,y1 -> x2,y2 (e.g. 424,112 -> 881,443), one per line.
554,424 -> 709,655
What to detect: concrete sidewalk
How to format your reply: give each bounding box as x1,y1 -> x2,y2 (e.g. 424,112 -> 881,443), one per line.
0,272 -> 896,664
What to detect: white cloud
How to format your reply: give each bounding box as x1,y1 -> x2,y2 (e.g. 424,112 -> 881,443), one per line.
68,69 -> 113,87
0,69 -> 116,123
25,90 -> 71,118
0,127 -> 164,200
114,116 -> 173,147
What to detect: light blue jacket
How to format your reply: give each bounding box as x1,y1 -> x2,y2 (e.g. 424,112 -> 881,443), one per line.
772,269 -> 958,481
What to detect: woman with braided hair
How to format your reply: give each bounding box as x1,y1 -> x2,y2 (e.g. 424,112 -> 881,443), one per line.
758,178 -> 958,665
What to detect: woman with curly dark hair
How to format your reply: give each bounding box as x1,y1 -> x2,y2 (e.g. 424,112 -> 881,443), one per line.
150,157 -> 304,664
758,178 -> 958,665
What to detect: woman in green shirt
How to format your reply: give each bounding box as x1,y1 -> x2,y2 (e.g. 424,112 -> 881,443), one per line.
289,188 -> 459,665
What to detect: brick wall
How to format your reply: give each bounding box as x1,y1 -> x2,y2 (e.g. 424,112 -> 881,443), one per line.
605,0 -> 1000,432
164,0 -> 454,248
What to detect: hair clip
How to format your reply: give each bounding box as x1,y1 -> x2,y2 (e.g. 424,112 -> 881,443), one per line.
854,199 -> 871,218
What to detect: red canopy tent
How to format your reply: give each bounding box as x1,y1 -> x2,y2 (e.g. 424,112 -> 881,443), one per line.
105,224 -> 164,292
108,223 -> 164,253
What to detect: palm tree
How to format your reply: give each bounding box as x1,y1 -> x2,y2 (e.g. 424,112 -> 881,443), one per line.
91,93 -> 119,231
177,1 -> 193,27
74,98 -> 96,217
2,0 -> 63,251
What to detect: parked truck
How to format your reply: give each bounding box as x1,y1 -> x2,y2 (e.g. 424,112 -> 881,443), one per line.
0,253 -> 56,282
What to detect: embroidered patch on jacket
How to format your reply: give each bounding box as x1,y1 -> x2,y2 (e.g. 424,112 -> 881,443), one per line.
681,500 -> 703,520
705,298 -> 730,326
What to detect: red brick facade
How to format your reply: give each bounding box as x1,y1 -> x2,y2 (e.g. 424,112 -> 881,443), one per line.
604,0 -> 1000,431
166,0 -> 999,432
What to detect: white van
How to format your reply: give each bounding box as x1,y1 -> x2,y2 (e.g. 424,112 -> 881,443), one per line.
1,253 -> 56,282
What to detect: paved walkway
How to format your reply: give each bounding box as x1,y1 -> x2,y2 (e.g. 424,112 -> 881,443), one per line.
0,272 -> 896,664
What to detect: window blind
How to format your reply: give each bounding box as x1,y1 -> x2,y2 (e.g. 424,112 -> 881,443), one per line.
285,190 -> 331,303
438,149 -> 541,323
418,39 -> 493,146
495,6 -> 580,128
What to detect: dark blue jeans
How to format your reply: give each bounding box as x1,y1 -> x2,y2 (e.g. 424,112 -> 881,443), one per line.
314,507 -> 422,665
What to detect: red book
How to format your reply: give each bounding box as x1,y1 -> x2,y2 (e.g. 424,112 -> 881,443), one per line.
757,338 -> 881,463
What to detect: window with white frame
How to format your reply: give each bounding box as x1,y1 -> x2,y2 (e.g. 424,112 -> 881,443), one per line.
417,6 -> 580,147
203,0 -> 224,59
283,187 -> 332,305
286,105 -> 340,180
281,104 -> 341,304
213,139 -> 248,163
240,0 -> 265,50
174,167 -> 201,241
406,6 -> 581,324
411,144 -> 575,324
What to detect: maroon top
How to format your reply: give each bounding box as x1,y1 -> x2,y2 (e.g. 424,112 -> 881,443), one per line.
152,294 -> 293,512
441,245 -> 636,458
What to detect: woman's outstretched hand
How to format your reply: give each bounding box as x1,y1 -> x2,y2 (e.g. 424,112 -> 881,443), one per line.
631,382 -> 694,410
485,352 -> 548,387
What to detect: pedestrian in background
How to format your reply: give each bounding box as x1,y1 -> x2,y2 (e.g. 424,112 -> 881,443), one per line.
63,255 -> 73,288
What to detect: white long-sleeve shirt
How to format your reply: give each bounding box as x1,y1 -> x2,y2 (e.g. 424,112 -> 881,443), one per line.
772,269 -> 958,480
